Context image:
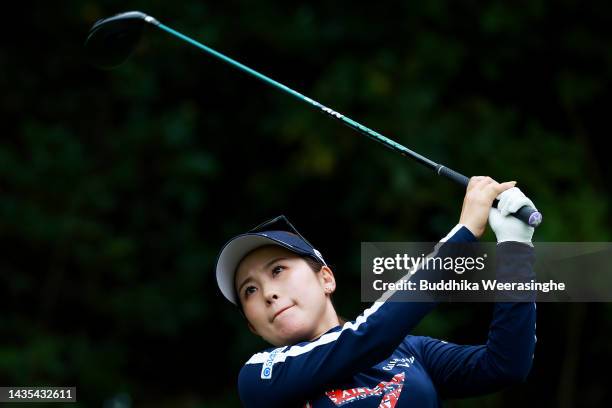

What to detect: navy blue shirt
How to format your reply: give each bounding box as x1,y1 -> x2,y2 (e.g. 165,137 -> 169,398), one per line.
237,224 -> 537,407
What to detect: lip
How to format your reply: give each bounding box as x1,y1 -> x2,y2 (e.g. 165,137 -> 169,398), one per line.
273,305 -> 294,321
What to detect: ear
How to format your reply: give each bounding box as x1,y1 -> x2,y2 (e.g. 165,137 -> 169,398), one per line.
319,265 -> 336,295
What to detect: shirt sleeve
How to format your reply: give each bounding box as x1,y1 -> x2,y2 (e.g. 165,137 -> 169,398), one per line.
237,224 -> 478,407
417,241 -> 537,398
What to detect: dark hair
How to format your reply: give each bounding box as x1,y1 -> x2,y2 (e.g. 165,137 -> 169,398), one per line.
302,255 -> 325,274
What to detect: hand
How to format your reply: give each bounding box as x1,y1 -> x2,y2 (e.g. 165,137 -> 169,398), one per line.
488,187 -> 536,244
459,176 -> 517,239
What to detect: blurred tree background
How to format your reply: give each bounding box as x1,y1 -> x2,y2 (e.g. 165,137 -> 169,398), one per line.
2,0 -> 611,406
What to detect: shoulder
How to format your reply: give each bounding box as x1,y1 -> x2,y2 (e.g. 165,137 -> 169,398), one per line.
242,345 -> 288,366
238,346 -> 287,395
398,334 -> 427,352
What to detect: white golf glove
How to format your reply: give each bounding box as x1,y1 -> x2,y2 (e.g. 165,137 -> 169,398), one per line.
488,187 -> 536,245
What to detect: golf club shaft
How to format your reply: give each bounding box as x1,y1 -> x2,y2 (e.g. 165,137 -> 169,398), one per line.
146,16 -> 541,228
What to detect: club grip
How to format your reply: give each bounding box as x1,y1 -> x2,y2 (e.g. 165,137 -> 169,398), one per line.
437,165 -> 470,187
436,165 -> 542,228
492,200 -> 543,228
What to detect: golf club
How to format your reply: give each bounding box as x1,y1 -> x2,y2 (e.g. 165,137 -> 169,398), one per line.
85,10 -> 542,228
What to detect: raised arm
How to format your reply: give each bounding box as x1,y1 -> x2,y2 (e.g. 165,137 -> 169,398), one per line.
418,242 -> 536,397
418,184 -> 539,397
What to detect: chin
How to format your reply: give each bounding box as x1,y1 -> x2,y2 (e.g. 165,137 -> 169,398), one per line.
271,319 -> 313,346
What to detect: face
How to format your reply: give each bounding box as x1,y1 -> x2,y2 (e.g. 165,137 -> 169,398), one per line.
234,245 -> 337,346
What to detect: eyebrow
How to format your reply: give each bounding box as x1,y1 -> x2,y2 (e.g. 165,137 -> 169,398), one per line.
236,257 -> 288,295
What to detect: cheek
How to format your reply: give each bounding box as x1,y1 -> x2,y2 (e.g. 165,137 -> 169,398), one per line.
289,273 -> 325,306
243,301 -> 267,327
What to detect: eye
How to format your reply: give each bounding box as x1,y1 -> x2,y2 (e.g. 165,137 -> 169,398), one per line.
244,286 -> 256,298
272,265 -> 285,276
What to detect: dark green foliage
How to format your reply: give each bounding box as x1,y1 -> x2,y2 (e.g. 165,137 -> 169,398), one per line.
1,0 -> 611,406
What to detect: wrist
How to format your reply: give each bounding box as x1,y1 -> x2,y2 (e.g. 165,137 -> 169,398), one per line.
497,240 -> 534,248
497,238 -> 534,247
460,222 -> 483,239
494,228 -> 534,245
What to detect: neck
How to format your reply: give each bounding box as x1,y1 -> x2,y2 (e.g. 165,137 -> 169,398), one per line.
309,305 -> 341,342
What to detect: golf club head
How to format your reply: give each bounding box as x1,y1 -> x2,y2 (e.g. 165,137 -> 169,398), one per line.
85,11 -> 152,69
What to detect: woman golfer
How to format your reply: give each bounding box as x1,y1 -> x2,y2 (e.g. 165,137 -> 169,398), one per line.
215,177 -> 537,407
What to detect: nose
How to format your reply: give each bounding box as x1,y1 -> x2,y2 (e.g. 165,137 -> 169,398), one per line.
262,285 -> 279,304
